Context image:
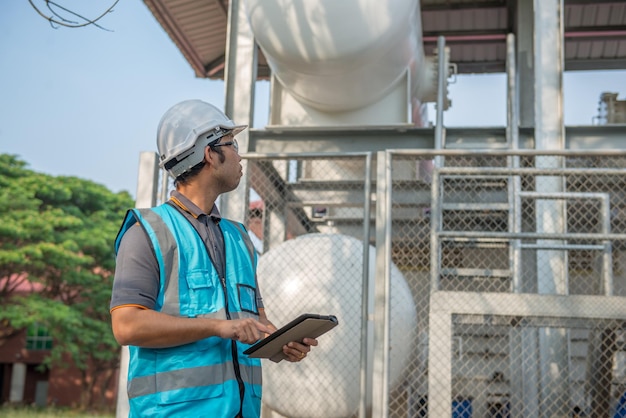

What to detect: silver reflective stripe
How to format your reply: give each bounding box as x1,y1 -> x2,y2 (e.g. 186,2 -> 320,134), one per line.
140,209 -> 180,315
239,361 -> 262,388
230,222 -> 256,266
230,311 -> 257,320
197,308 -> 228,320
128,361 -> 262,399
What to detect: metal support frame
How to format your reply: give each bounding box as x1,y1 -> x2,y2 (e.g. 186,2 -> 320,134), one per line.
516,191 -> 614,296
221,0 -> 258,222
434,36 -> 447,168
359,152 -> 374,418
428,292 -> 626,417
395,148 -> 626,418
429,162 -> 626,293
532,1 -> 568,411
373,150 -> 393,418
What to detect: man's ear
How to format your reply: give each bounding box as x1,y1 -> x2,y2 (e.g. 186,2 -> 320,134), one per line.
204,146 -> 214,165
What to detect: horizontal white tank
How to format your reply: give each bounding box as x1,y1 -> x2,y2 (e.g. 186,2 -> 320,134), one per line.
243,0 -> 430,113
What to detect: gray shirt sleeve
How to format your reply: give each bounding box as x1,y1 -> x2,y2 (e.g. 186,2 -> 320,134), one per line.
110,223 -> 159,311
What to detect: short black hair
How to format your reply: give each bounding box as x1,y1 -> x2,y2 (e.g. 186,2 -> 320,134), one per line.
173,143 -> 227,187
174,161 -> 205,187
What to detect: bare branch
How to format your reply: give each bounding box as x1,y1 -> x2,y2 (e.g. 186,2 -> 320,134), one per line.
28,0 -> 120,31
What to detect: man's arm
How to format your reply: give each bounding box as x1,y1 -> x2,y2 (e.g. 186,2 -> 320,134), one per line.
111,225 -> 272,349
111,306 -> 272,348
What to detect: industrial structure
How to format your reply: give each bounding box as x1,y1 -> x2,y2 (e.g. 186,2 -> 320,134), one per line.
124,0 -> 626,417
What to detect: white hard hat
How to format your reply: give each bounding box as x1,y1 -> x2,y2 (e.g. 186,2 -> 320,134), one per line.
157,99 -> 247,178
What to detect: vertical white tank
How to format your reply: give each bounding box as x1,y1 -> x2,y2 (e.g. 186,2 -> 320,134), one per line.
243,0 -> 432,118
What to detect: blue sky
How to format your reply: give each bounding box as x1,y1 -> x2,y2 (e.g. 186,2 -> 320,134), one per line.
1,1 -> 624,197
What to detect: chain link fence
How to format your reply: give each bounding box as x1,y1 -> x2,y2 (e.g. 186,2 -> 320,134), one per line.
243,150 -> 626,418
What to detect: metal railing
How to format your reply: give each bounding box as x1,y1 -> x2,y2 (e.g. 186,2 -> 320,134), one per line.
242,149 -> 626,418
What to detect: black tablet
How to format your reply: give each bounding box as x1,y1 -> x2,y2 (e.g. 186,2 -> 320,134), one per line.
244,313 -> 338,363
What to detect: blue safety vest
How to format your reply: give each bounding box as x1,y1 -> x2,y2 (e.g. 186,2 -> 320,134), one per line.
115,203 -> 262,417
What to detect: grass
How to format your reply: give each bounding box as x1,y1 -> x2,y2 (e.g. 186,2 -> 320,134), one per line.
0,406 -> 115,418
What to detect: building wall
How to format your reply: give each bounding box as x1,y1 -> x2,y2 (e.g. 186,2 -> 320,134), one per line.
0,329 -> 117,409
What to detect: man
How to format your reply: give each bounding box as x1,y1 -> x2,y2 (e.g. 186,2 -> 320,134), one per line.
110,99 -> 317,417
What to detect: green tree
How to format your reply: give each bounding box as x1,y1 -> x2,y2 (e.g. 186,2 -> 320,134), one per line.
0,154 -> 134,409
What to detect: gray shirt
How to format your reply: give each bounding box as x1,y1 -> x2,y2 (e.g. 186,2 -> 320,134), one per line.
110,190 -> 263,311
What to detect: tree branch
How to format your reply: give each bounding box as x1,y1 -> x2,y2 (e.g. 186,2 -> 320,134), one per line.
28,0 -> 120,31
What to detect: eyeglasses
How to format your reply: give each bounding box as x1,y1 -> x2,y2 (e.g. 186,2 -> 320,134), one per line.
210,138 -> 239,153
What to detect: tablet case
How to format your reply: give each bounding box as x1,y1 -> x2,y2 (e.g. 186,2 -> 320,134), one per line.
244,313 -> 338,363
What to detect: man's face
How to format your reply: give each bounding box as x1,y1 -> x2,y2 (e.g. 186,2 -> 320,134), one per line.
209,134 -> 243,192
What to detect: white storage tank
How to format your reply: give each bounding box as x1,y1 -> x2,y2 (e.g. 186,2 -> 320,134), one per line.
257,233 -> 418,418
243,0 -> 432,119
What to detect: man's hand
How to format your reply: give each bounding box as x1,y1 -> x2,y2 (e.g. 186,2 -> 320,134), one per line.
283,337 -> 318,362
219,318 -> 273,344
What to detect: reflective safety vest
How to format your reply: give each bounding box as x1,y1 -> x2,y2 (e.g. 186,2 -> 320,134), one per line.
115,204 -> 262,417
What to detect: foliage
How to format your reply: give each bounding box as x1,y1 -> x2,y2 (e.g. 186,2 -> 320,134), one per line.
0,154 -> 134,407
